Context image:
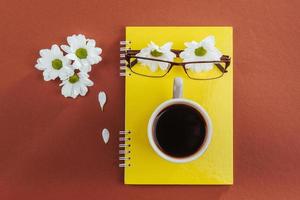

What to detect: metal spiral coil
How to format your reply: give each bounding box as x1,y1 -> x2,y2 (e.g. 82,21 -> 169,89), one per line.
118,130 -> 131,167
120,40 -> 131,77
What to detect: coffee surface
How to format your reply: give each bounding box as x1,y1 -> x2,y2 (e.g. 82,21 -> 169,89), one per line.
154,104 -> 207,158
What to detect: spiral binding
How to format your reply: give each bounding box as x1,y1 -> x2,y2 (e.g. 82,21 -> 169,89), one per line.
118,130 -> 131,167
120,40 -> 131,77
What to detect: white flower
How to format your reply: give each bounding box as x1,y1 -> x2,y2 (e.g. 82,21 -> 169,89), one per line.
180,36 -> 222,72
136,42 -> 176,72
35,44 -> 74,81
61,34 -> 102,73
60,72 -> 94,99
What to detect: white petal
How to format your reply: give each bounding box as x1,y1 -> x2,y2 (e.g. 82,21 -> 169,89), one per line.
81,77 -> 94,86
193,63 -> 214,72
51,44 -> 63,56
80,63 -> 92,72
139,47 -> 151,55
149,62 -> 158,72
66,53 -> 77,60
179,51 -> 189,59
184,41 -> 198,48
39,49 -> 51,58
61,45 -> 71,53
209,48 -> 222,59
67,35 -> 78,47
160,42 -> 173,51
58,67 -> 74,80
35,63 -> 45,70
164,51 -> 176,60
78,72 -> 89,78
72,59 -> 82,69
79,85 -> 88,96
61,83 -> 72,97
87,39 -> 96,47
42,69 -> 52,81
159,62 -> 170,71
102,128 -> 110,144
71,84 -> 80,98
81,59 -> 90,66
76,34 -> 87,46
149,41 -> 159,49
61,56 -> 72,65
98,91 -> 107,111
87,55 -> 101,65
49,69 -> 58,80
37,58 -> 50,66
202,35 -> 215,46
95,47 -> 102,55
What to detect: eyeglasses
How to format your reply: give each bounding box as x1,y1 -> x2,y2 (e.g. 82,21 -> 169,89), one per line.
123,50 -> 231,80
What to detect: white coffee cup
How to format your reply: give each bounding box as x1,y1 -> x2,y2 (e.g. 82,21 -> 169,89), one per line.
147,77 -> 213,163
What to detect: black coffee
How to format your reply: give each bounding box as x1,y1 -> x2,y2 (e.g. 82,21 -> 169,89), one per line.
153,104 -> 207,158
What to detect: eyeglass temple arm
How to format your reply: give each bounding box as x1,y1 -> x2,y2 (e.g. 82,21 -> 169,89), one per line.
125,54 -> 138,68
219,55 -> 231,73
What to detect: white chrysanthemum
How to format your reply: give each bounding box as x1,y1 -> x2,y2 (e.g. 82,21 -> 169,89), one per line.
61,34 -> 102,73
136,42 -> 176,72
60,72 -> 94,99
180,36 -> 222,72
35,45 -> 74,81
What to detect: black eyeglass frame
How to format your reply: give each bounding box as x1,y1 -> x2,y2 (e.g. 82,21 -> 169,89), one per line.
125,49 -> 231,80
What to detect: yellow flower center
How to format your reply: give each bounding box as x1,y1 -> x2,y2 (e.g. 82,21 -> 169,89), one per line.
150,49 -> 163,57
194,46 -> 207,56
69,74 -> 80,84
75,48 -> 88,59
51,59 -> 63,70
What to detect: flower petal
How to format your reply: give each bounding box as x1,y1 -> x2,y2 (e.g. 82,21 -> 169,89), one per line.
72,59 -> 82,69
149,41 -> 159,49
39,49 -> 51,58
149,62 -> 158,72
61,45 -> 71,53
42,69 -> 52,81
51,44 -> 63,57
80,63 -> 92,72
66,53 -> 77,60
58,67 -> 74,80
160,42 -> 173,51
67,35 -> 78,47
87,55 -> 102,65
98,91 -> 106,111
79,85 -> 88,96
184,41 -> 198,48
102,128 -> 110,144
202,35 -> 215,46
159,62 -> 170,71
35,63 -> 42,70
87,39 -> 96,47
76,34 -> 87,47
61,83 -> 72,97
72,84 -> 81,98
95,47 -> 102,55
81,77 -> 94,86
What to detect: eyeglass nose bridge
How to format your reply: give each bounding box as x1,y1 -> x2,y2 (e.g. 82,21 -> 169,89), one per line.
168,62 -> 188,74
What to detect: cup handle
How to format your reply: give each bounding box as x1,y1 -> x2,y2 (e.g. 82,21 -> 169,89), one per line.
173,77 -> 183,99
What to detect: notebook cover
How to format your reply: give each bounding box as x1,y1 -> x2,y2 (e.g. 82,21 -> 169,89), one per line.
124,26 -> 233,185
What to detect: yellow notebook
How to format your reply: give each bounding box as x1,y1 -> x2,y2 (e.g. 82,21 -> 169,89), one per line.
120,27 -> 233,185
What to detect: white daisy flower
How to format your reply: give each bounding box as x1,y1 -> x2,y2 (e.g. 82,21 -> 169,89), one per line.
35,44 -> 74,81
136,41 -> 176,72
61,34 -> 102,73
60,72 -> 94,99
180,36 -> 222,72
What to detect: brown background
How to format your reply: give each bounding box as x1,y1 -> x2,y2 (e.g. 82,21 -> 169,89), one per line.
0,0 -> 299,199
